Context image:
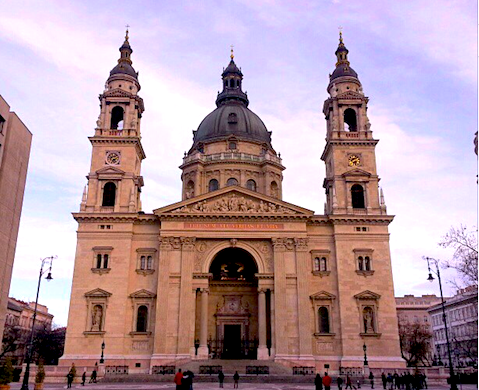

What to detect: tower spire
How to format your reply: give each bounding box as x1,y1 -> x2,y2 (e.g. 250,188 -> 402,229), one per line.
215,50 -> 249,107
230,44 -> 234,60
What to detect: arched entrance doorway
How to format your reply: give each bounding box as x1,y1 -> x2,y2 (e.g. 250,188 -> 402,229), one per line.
207,247 -> 258,359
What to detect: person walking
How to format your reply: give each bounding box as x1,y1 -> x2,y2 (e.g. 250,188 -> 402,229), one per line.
174,368 -> 184,390
81,371 -> 86,386
323,372 -> 333,390
315,373 -> 323,390
381,373 -> 387,390
66,371 -> 74,388
346,375 -> 353,389
369,372 -> 375,389
233,371 -> 240,389
183,369 -> 194,390
218,370 -> 225,388
337,376 -> 344,390
90,368 -> 97,383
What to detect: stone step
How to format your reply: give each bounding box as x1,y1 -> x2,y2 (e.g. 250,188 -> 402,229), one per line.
179,359 -> 292,376
102,374 -> 318,383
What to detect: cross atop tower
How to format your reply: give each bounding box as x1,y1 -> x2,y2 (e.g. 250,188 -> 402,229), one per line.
230,44 -> 234,60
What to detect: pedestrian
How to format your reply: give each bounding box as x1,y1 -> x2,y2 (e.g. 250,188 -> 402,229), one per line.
183,369 -> 194,390
218,370 -> 225,388
323,372 -> 333,390
357,380 -> 362,389
315,373 -> 323,390
346,375 -> 353,389
174,368 -> 184,390
381,373 -> 387,390
369,372 -> 375,389
81,371 -> 86,386
66,371 -> 74,388
387,373 -> 393,390
422,374 -> 427,389
90,369 -> 97,383
233,371 -> 240,389
337,376 -> 344,390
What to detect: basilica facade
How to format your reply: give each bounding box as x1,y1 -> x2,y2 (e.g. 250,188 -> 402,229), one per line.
61,31 -> 404,373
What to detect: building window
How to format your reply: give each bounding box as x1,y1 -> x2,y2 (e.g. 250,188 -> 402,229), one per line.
0,114 -> 5,133
229,141 -> 237,149
95,254 -> 109,269
318,307 -> 330,333
92,247 -> 113,274
344,108 -> 357,132
209,179 -> 219,192
102,182 -> 116,207
136,306 -> 148,332
136,249 -> 156,275
246,179 -> 257,191
320,257 -> 328,271
270,181 -> 279,198
311,251 -> 330,276
227,177 -> 238,186
228,113 -> 238,124
313,257 -> 320,272
110,106 -> 124,130
351,184 -> 365,208
354,250 -> 374,275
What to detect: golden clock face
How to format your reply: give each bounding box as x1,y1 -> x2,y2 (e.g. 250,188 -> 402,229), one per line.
106,151 -> 120,165
348,154 -> 361,167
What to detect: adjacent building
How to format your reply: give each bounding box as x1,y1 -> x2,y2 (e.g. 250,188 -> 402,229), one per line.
428,286 -> 478,368
61,31 -> 404,373
396,294 -> 443,365
3,297 -> 53,364
0,96 -> 32,339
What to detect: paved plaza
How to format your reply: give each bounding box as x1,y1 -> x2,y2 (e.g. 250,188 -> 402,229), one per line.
10,384 -> 478,390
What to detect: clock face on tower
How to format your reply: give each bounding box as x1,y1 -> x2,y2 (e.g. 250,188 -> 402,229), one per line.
348,154 -> 361,167
106,151 -> 121,165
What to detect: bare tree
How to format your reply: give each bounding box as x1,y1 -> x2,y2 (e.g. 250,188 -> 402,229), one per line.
398,321 -> 433,367
439,225 -> 478,288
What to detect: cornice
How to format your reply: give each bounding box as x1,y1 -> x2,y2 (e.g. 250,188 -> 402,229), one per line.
73,212 -> 158,223
156,214 -> 310,222
88,136 -> 146,160
321,139 -> 379,161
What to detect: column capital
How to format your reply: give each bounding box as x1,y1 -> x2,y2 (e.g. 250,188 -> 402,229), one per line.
200,288 -> 210,294
159,236 -> 182,250
181,236 -> 196,251
294,237 -> 309,251
272,237 -> 295,251
258,288 -> 267,294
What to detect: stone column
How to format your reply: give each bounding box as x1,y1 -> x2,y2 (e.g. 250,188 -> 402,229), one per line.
270,290 -> 276,358
272,238 -> 287,358
198,288 -> 209,359
295,238 -> 313,359
257,288 -> 268,359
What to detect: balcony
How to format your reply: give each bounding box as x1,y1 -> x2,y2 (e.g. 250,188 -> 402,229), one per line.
182,152 -> 283,166
94,128 -> 139,137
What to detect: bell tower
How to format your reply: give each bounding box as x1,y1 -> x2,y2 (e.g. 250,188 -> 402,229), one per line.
321,32 -> 387,216
80,29 -> 145,213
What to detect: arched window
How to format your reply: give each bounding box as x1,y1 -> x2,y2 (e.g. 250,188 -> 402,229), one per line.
102,182 -> 116,207
185,180 -> 195,199
358,256 -> 364,271
209,179 -> 219,192
270,181 -> 278,198
246,179 -> 257,191
110,106 -> 124,130
229,141 -> 237,149
351,184 -> 365,209
230,79 -> 235,88
227,178 -> 238,186
96,254 -> 102,269
318,307 -> 330,333
313,257 -> 320,272
147,256 -> 153,270
320,257 -> 327,272
365,256 -> 371,271
140,256 -> 146,270
344,108 -> 357,132
136,306 -> 148,332
103,254 -> 109,268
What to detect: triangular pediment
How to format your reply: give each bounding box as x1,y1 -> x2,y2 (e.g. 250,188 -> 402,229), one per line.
129,289 -> 156,299
154,186 -> 314,216
354,290 -> 381,300
96,166 -> 125,175
102,88 -> 133,98
310,291 -> 336,300
84,288 -> 112,298
341,168 -> 371,178
337,90 -> 365,100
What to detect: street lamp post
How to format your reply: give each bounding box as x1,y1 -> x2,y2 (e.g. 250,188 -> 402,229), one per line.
363,343 -> 370,376
20,256 -> 56,390
100,340 -> 105,364
425,256 -> 457,390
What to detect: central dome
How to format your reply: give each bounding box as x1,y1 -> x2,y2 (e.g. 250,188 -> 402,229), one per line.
193,101 -> 272,146
190,55 -> 273,151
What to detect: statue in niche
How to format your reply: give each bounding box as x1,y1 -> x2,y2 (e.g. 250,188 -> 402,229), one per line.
91,305 -> 103,331
363,307 -> 374,333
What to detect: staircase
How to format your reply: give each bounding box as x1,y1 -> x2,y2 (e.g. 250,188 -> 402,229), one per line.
181,359 -> 292,376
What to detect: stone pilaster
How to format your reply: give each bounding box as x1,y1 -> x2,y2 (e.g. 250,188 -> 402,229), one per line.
257,288 -> 268,360
177,237 -> 196,357
272,238 -> 287,357
270,289 -> 276,358
198,288 -> 209,359
295,238 -> 314,359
